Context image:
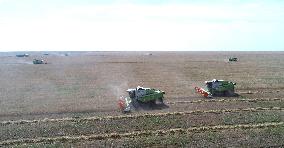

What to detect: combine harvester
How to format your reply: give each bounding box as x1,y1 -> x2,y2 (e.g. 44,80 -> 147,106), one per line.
195,79 -> 236,98
229,57 -> 238,62
118,86 -> 165,113
33,59 -> 47,64
16,54 -> 29,57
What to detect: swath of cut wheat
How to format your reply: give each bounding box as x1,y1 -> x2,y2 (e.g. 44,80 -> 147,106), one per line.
1,107 -> 282,126
167,97 -> 283,104
0,122 -> 283,146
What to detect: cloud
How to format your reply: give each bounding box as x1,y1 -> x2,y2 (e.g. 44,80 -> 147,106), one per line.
0,1 -> 284,51
46,2 -> 284,23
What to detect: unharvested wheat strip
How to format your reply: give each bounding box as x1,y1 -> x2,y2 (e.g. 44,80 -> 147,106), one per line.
0,107 -> 283,126
0,122 -> 283,146
167,98 -> 283,104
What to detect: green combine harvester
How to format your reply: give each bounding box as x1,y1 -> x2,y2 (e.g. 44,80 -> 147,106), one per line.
195,79 -> 236,98
16,54 -> 29,57
229,57 -> 238,62
118,86 -> 165,113
33,59 -> 47,64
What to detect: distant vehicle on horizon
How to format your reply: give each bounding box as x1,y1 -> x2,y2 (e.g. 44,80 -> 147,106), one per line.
33,59 -> 47,64
229,57 -> 238,62
16,54 -> 29,57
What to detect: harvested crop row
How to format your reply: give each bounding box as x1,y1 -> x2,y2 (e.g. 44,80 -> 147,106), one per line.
0,122 -> 283,146
236,87 -> 284,94
167,98 -> 283,104
1,107 -> 283,126
237,90 -> 281,94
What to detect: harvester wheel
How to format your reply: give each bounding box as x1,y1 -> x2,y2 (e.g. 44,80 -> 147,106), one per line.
158,97 -> 164,104
145,100 -> 156,108
224,90 -> 234,97
149,100 -> 156,105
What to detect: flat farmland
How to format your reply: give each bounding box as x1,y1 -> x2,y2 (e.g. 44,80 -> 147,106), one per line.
0,51 -> 283,147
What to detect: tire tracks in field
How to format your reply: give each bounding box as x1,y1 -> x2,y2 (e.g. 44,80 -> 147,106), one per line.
0,122 -> 283,146
237,87 -> 284,94
1,107 -> 283,126
167,97 -> 283,105
237,90 -> 281,94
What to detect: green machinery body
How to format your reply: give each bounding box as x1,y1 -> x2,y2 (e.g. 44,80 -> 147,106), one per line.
119,86 -> 165,112
127,87 -> 165,103
229,57 -> 238,61
205,79 -> 236,96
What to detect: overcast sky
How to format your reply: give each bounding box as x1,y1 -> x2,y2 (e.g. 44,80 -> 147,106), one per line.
0,0 -> 283,51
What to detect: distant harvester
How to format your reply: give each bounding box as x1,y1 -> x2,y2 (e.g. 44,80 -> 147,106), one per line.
16,54 -> 29,57
229,57 -> 238,62
33,59 -> 47,64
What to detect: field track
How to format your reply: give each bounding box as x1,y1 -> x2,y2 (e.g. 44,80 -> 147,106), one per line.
1,122 -> 282,146
167,97 -> 283,104
237,87 -> 284,94
1,107 -> 282,126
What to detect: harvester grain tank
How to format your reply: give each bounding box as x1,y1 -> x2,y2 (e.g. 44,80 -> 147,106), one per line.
195,79 -> 236,98
118,86 -> 165,113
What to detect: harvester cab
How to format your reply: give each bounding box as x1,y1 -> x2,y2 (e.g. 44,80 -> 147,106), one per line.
195,79 -> 236,98
118,86 -> 165,113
